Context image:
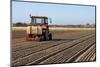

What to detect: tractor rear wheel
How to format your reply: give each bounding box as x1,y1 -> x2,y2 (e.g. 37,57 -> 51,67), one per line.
49,33 -> 52,40
43,30 -> 49,41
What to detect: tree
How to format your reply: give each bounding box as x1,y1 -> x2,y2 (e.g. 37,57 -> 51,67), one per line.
14,22 -> 27,27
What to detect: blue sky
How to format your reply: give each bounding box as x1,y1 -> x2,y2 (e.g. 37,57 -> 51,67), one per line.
12,1 -> 96,25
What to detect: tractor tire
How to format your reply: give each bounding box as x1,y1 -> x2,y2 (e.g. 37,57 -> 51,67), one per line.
49,33 -> 52,40
46,30 -> 49,41
26,34 -> 31,41
26,34 -> 35,41
40,35 -> 44,41
43,30 -> 49,41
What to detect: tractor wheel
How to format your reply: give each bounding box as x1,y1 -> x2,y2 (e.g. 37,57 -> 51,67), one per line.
40,35 -> 44,41
26,34 -> 34,41
49,33 -> 52,40
43,30 -> 49,41
26,34 -> 31,41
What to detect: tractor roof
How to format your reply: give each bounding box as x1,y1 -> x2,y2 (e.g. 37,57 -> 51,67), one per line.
31,16 -> 48,19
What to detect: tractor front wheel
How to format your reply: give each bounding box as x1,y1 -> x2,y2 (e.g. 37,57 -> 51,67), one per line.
26,34 -> 32,41
40,35 -> 44,41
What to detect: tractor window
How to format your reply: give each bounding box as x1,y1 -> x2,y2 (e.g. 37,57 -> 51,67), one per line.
31,17 -> 48,24
45,18 -> 48,23
36,18 -> 43,24
35,18 -> 45,25
31,18 -> 34,23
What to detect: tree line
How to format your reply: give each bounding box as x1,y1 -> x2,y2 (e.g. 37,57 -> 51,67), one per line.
12,22 -> 95,28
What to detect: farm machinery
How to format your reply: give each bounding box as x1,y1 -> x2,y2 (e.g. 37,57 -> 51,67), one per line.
26,16 -> 52,41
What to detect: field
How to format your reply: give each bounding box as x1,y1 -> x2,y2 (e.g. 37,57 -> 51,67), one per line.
11,27 -> 96,66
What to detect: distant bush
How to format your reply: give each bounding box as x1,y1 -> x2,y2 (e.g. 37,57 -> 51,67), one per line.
13,22 -> 28,27
49,24 -> 95,28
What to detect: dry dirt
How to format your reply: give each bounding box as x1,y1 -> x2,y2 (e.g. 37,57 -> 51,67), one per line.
11,30 -> 96,66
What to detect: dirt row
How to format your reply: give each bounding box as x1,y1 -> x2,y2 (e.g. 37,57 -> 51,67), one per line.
12,31 -> 95,61
11,30 -> 96,66
74,44 -> 96,62
12,31 -> 95,51
39,37 -> 95,64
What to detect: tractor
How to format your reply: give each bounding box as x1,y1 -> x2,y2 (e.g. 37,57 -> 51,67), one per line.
26,16 -> 52,41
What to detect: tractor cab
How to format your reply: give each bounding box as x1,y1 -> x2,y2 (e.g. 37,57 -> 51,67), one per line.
26,16 -> 52,41
30,16 -> 48,25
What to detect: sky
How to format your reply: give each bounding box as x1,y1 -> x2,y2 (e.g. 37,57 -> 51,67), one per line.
12,1 -> 96,25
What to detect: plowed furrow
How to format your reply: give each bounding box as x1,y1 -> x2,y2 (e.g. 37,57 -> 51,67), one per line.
90,53 -> 96,61
12,31 -> 95,52
85,48 -> 96,61
39,36 -> 95,64
12,32 -> 94,60
12,40 -> 71,61
12,34 -> 95,66
74,44 -> 95,62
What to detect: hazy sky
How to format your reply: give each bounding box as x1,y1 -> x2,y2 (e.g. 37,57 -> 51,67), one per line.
12,1 -> 96,25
